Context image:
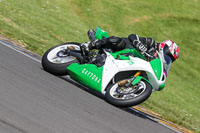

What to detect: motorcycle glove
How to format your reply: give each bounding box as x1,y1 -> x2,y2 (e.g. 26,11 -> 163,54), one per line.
139,37 -> 156,49
134,40 -> 148,52
128,34 -> 156,53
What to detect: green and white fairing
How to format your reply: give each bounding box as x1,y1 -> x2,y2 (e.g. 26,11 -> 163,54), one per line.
66,27 -> 167,94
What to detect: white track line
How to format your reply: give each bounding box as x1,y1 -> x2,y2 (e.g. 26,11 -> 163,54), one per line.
0,40 -> 41,63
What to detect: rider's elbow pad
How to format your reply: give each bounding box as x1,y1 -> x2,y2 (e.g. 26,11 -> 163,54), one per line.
128,34 -> 139,44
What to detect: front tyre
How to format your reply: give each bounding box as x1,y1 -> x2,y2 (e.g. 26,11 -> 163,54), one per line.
41,42 -> 81,76
105,80 -> 152,107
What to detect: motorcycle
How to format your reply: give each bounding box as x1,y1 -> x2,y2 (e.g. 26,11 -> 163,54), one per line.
41,27 -> 171,107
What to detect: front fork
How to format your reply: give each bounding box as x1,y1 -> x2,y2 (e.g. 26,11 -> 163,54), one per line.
118,71 -> 141,87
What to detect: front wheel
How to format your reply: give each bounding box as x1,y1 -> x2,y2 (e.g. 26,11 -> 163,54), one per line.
41,42 -> 81,76
105,79 -> 152,107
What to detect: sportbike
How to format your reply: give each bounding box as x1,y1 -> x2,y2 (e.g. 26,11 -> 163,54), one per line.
42,27 -> 171,107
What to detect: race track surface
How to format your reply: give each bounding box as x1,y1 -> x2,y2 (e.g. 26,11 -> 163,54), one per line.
0,42 -> 177,133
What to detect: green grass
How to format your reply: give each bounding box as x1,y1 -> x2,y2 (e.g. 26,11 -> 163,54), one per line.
0,0 -> 200,132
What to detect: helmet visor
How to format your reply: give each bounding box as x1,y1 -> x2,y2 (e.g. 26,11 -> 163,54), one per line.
164,54 -> 172,74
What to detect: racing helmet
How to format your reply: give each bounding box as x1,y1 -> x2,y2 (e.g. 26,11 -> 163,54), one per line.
160,40 -> 180,62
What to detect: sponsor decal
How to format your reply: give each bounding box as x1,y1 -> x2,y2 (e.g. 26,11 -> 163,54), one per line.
127,60 -> 134,65
82,68 -> 101,83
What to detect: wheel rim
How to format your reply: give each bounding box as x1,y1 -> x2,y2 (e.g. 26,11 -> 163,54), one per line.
47,44 -> 80,64
109,81 -> 146,100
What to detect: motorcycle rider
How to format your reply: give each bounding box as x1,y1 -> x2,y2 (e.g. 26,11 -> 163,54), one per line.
85,28 -> 180,64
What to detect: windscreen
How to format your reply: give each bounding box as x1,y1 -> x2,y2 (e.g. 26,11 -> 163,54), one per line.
95,27 -> 109,40
163,54 -> 172,74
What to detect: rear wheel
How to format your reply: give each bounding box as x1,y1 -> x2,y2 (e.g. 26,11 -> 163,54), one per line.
41,42 -> 81,76
105,79 -> 152,107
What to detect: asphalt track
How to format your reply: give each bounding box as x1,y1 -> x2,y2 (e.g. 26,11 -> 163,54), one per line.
0,41 -> 177,133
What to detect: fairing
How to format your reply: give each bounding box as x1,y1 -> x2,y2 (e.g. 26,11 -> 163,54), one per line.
101,51 -> 166,93
67,49 -> 167,94
67,63 -> 103,92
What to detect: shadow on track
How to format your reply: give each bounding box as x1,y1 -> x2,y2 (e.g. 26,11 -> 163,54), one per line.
59,75 -> 158,124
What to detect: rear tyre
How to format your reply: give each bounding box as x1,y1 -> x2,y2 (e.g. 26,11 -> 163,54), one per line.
41,42 -> 80,76
105,79 -> 152,107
